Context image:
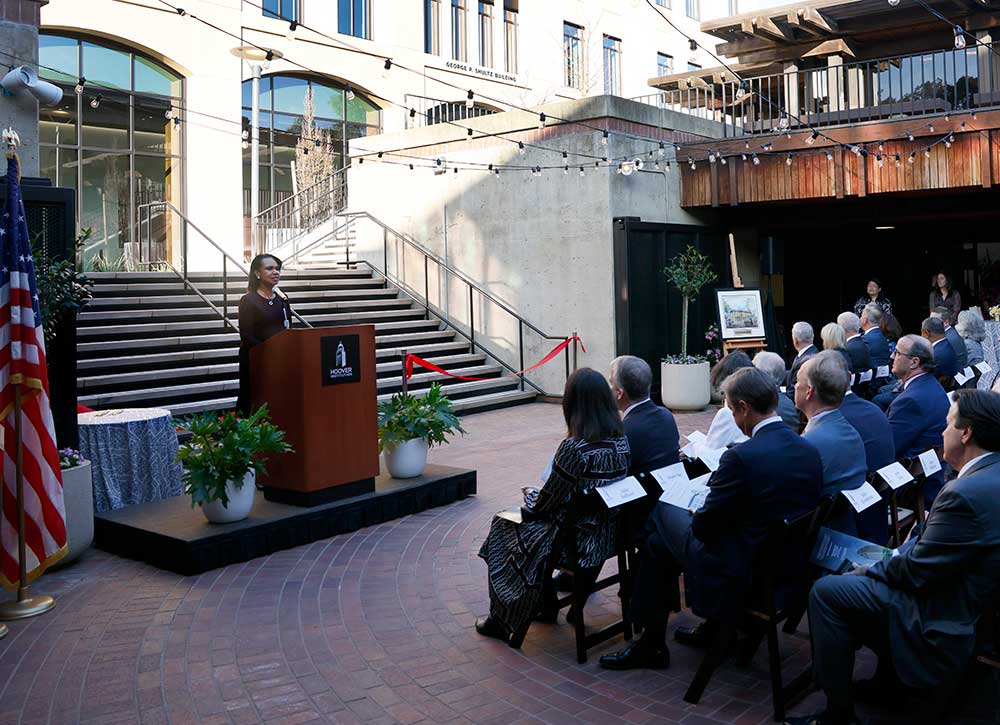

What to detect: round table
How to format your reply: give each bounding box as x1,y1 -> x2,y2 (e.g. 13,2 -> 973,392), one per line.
78,408 -> 184,512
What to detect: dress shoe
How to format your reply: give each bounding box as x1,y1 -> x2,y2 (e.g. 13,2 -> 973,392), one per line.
598,639 -> 670,671
475,616 -> 509,642
784,709 -> 860,725
552,570 -> 574,592
673,620 -> 719,648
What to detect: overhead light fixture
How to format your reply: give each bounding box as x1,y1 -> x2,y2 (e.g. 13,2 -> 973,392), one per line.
806,131 -> 819,145
466,89 -> 474,109
90,94 -> 102,109
954,25 -> 967,50
689,38 -> 697,52
286,20 -> 298,42
875,225 -> 895,230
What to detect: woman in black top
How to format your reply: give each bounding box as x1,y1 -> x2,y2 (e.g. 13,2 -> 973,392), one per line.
237,254 -> 293,415
852,278 -> 892,318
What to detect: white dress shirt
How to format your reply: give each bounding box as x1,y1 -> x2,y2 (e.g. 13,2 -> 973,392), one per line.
958,452 -> 992,478
622,398 -> 651,419
751,416 -> 783,437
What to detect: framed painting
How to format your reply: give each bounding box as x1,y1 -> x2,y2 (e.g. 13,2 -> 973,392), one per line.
716,288 -> 766,340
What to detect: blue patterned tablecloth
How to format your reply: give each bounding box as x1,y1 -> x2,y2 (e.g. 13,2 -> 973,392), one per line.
78,408 -> 184,512
980,322 -> 1000,391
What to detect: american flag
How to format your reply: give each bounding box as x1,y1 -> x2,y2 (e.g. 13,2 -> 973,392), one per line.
0,154 -> 66,589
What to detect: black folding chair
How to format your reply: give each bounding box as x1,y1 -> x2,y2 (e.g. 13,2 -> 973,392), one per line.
683,506 -> 824,722
872,459 -> 928,548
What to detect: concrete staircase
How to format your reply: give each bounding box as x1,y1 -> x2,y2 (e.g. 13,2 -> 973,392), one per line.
77,268 -> 536,417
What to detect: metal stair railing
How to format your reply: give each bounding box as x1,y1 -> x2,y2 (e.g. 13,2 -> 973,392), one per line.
334,211 -> 577,396
254,166 -> 349,258
136,200 -> 312,331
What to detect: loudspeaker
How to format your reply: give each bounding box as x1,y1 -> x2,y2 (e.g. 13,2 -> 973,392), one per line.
1,66 -> 63,107
760,236 -> 784,275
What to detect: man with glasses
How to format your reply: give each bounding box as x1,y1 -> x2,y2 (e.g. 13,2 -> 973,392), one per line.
885,334 -> 950,504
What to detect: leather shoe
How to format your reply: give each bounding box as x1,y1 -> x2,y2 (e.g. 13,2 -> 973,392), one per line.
784,710 -> 860,725
674,621 -> 719,648
598,639 -> 670,671
475,616 -> 509,642
553,570 -> 574,592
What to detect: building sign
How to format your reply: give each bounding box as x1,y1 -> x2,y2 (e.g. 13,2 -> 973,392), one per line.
321,334 -> 361,386
442,61 -> 518,84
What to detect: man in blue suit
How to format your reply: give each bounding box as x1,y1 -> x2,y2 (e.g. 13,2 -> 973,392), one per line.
932,305 -> 968,371
600,368 -> 822,669
611,355 -> 680,476
840,387 -> 895,544
887,334 -> 950,504
789,390 -> 1000,725
786,321 -> 818,394
859,304 -> 891,370
922,316 -> 958,382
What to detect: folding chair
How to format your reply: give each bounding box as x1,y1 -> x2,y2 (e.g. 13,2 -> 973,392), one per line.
683,506 -> 823,722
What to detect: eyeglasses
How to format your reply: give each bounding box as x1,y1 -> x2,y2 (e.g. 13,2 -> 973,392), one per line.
892,347 -> 917,359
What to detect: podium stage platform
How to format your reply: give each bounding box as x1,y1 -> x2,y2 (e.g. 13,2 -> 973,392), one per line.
94,464 -> 476,575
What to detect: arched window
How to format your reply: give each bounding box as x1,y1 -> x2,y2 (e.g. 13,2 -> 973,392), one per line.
37,33 -> 184,271
242,75 -> 380,216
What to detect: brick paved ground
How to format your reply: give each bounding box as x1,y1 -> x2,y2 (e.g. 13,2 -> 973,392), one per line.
0,403 -> 996,724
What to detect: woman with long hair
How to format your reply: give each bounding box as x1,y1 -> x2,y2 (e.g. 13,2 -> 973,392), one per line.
236,254 -> 293,415
702,351 -> 754,450
930,271 -> 961,325
475,368 -> 629,645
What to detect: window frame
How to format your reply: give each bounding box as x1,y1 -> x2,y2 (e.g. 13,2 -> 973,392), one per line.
339,0 -> 372,40
451,0 -> 467,62
263,0 -> 300,22
657,52 -> 673,78
563,22 -> 584,90
425,0 -> 441,55
479,2 -> 494,68
603,34 -> 621,96
686,0 -> 699,20
504,2 -> 518,74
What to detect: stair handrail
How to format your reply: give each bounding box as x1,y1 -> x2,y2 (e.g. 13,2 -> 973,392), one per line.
253,166 -> 349,258
337,210 -> 577,395
136,200 -> 312,330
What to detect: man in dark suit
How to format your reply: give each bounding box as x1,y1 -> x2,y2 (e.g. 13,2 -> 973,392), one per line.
786,321 -> 818,393
932,305 -> 968,371
859,304 -> 891,370
840,387 -> 895,544
887,334 -> 950,504
599,368 -> 822,670
789,390 -> 1000,725
610,355 -> 679,475
922,316 -> 958,382
838,312 -> 871,398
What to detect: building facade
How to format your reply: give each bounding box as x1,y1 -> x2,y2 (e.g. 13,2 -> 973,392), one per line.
35,0 -> 759,269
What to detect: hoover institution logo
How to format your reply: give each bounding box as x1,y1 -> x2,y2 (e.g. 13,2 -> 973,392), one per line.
321,334 -> 361,386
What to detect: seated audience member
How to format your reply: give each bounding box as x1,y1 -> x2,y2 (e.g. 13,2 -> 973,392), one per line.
860,304 -> 891,370
821,323 -> 853,371
789,390 -> 1000,725
476,368 -> 629,643
702,352 -> 754,450
956,309 -> 986,368
880,312 -> 903,357
787,321 -> 818,392
921,316 -> 958,382
599,368 -> 822,670
837,312 -> 872,378
840,377 -> 895,544
611,356 -> 679,475
932,305 -> 968,371
886,335 -> 950,505
753,351 -> 800,429
795,352 -> 868,533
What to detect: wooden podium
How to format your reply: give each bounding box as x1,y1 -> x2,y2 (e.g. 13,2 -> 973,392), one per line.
251,324 -> 379,506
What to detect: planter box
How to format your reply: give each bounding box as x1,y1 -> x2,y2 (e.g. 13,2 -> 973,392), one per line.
55,460 -> 93,567
661,361 -> 711,411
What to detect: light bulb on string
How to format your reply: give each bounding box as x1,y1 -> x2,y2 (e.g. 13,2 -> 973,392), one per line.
877,142 -> 884,152
579,167 -> 585,177
665,161 -> 671,172
409,164 -> 414,171
736,80 -> 747,101
635,159 -> 645,171
786,153 -> 793,166
720,155 -> 727,165
709,151 -> 716,164
172,117 -> 181,128
888,0 -> 900,5
466,90 -> 474,109
876,153 -> 884,169
263,50 -> 274,70
925,148 -> 932,158
907,131 -> 914,142
454,166 -> 458,174
563,165 -> 568,175
165,108 -> 174,120
741,153 -> 748,161
806,131 -> 818,145
345,85 -> 355,101
895,154 -> 901,167
752,153 -> 760,166
944,136 -> 952,148
927,123 -> 935,132
538,113 -> 546,130
908,151 -> 916,163
825,150 -> 834,162
286,20 -> 298,42
409,108 -> 416,119
744,140 -> 750,149
518,141 -> 525,155
90,95 -> 102,109
689,38 -> 697,52
658,142 -> 665,157
954,25 -> 967,50
601,130 -> 609,146
75,77 -> 86,94
467,128 -> 473,142
690,160 -> 697,170
495,169 -> 500,178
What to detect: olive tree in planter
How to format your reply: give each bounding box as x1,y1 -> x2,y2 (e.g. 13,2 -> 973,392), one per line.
662,245 -> 718,411
378,383 -> 465,479
177,405 -> 292,523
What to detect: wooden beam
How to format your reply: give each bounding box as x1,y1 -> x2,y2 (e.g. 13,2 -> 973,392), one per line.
797,7 -> 839,35
751,15 -> 792,43
981,129 -> 993,188
716,37 -> 857,67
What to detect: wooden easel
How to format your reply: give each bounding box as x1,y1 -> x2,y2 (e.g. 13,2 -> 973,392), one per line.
721,233 -> 767,356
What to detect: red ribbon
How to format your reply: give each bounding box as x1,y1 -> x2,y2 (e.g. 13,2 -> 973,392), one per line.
404,336 -> 586,382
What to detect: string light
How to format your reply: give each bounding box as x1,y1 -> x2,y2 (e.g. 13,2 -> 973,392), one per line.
75,77 -> 85,94
925,148 -> 932,158
563,165 -> 568,175
895,154 -> 901,167
538,112 -> 546,130
345,84 -> 355,101
888,0 -> 900,5
467,128 -> 473,142
927,123 -> 935,132
735,80 -> 747,101
409,108 -> 416,119
944,135 -> 952,148
384,58 -> 393,71
741,153 -> 748,161
90,95 -> 102,109
286,20 -> 298,42
786,153 -> 793,166
954,25 -> 967,50
164,108 -> 174,119
601,130 -> 609,146
518,141 -> 525,155
709,151 -> 716,164
466,89 -> 474,109
579,166 -> 585,177
907,132 -> 915,142
409,163 -> 414,170
658,142 -> 665,157
688,38 -> 697,52
761,142 -> 773,151
876,153 -> 884,169
806,131 -> 818,145
752,153 -> 760,166
908,151 -> 916,163
825,150 -> 834,161
720,155 -> 727,165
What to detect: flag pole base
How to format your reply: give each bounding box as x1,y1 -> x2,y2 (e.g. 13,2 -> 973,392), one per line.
0,593 -> 55,620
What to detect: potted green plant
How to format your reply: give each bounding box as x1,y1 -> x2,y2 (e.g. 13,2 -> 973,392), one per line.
176,405 -> 292,523
54,448 -> 93,567
378,383 -> 465,478
662,245 -> 718,411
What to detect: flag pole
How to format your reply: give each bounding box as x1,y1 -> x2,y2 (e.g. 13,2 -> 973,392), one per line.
0,385 -> 55,620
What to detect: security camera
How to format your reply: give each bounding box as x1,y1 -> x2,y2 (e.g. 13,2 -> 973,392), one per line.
1,65 -> 63,107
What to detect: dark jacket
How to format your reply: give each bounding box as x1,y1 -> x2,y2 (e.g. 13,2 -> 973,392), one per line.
802,410 -> 867,498
945,325 -> 968,371
777,394 -> 801,430
786,344 -> 818,391
839,393 -> 896,544
844,334 -> 872,374
932,337 -> 959,380
623,400 -> 680,476
887,373 -> 949,503
861,327 -> 891,370
866,452 -> 1000,689
689,420 -> 823,619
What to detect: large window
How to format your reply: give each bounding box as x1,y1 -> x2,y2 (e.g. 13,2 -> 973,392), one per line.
686,0 -> 699,20
657,52 -> 673,78
688,61 -> 702,71
603,35 -> 621,95
425,0 -> 441,55
479,2 -> 494,68
451,0 -> 467,61
564,22 -> 584,90
339,0 -> 371,39
728,0 -> 738,14
263,0 -> 299,22
241,75 -> 380,218
504,1 -> 518,74
37,33 -> 183,271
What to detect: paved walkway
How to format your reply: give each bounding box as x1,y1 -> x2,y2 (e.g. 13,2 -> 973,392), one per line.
0,403 -> 996,724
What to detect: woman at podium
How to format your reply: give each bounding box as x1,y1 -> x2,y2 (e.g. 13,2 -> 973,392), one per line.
237,254 -> 293,415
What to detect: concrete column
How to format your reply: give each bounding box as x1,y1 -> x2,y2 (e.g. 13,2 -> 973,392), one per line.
846,64 -> 864,109
976,30 -> 998,98
782,62 -> 799,122
0,0 -> 47,177
827,54 -> 845,114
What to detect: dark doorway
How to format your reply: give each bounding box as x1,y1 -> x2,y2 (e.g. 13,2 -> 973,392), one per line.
612,218 -> 730,404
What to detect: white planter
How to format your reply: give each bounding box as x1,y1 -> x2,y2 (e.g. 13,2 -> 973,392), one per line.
201,471 -> 256,524
54,461 -> 93,568
661,361 -> 712,411
383,438 -> 429,479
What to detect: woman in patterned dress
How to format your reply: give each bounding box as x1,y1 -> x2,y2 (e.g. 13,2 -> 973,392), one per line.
475,368 -> 630,645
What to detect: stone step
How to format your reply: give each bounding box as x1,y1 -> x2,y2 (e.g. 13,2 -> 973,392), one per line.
86,269 -> 372,282
78,298 -> 413,324
87,288 -> 399,309
91,278 -> 386,297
